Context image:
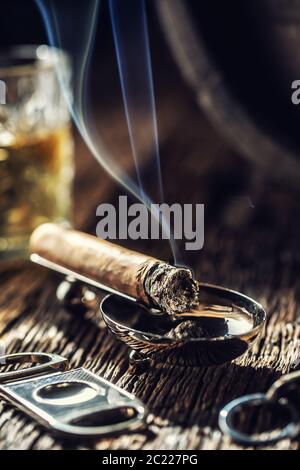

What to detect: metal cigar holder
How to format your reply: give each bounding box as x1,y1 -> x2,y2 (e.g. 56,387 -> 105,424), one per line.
219,370 -> 300,446
0,352 -> 146,438
31,254 -> 266,367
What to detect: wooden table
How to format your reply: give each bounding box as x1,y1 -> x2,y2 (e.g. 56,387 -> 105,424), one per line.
0,50 -> 300,450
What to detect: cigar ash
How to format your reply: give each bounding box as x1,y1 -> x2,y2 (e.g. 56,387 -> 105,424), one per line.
144,263 -> 199,315
166,320 -> 206,340
165,305 -> 254,341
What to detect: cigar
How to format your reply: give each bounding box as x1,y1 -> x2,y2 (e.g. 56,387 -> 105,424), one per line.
29,224 -> 199,315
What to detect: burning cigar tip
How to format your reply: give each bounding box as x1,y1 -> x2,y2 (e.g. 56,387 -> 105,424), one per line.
144,264 -> 199,315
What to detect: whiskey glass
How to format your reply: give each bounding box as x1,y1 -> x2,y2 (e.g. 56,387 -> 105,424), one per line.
0,45 -> 74,261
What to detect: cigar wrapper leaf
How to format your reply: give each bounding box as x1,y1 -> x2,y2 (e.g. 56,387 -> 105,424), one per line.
29,224 -> 198,315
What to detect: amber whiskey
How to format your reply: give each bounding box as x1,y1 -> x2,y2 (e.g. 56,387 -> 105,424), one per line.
0,126 -> 74,260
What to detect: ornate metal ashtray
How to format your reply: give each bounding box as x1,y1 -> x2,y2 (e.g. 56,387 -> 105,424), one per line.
101,283 -> 266,367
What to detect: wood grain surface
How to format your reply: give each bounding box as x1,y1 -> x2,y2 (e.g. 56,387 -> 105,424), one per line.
0,50 -> 300,450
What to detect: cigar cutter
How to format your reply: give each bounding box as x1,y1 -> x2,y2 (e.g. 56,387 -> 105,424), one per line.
0,352 -> 146,438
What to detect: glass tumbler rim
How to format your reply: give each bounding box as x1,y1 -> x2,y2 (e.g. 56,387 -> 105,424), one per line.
0,44 -> 70,79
